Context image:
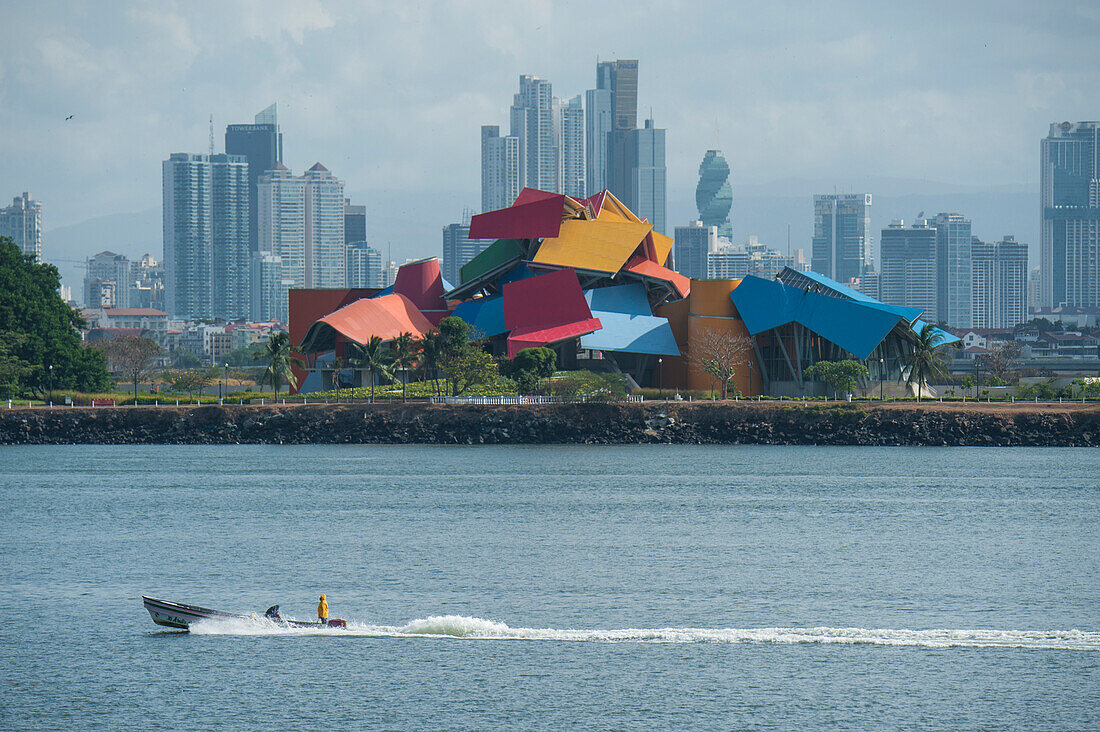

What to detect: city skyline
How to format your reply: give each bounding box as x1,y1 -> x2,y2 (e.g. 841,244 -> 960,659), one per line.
4,1 -> 1095,293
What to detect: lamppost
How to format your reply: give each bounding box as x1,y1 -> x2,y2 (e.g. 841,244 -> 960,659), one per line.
879,357 -> 885,400
748,361 -> 754,398
48,364 -> 53,406
657,357 -> 663,400
974,358 -> 980,399
221,362 -> 228,401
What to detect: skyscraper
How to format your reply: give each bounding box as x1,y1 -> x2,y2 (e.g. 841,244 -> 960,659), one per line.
442,220 -> 494,286
346,241 -> 385,289
585,86 -> 612,195
511,75 -> 557,192
163,153 -> 250,320
84,251 -> 131,309
673,220 -> 718,279
225,103 -> 283,252
633,119 -> 666,234
1041,121 -> 1099,308
557,95 -> 585,199
481,125 -> 521,212
971,236 -> 1028,328
696,150 -> 733,240
257,162 -> 346,291
598,59 -> 639,207
344,199 -> 366,245
880,219 -> 938,322
250,250 -> 288,323
0,192 -> 43,259
934,212 -> 973,328
812,194 -> 871,286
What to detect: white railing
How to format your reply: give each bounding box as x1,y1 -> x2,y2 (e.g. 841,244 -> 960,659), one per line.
430,394 -> 644,405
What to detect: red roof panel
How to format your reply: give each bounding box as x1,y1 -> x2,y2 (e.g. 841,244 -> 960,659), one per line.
624,255 -> 691,298
468,196 -> 565,240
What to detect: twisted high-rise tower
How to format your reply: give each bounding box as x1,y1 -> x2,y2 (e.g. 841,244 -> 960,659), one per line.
695,150 -> 732,240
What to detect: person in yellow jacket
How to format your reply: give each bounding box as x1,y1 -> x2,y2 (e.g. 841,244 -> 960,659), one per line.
317,594 -> 329,625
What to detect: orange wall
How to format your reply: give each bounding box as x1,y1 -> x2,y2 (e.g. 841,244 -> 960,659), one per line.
656,279 -> 761,396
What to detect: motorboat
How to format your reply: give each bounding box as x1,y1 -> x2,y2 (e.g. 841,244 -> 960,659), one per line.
142,596 -> 347,629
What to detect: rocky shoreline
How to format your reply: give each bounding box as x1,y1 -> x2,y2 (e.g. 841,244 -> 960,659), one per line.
1,402 -> 1098,446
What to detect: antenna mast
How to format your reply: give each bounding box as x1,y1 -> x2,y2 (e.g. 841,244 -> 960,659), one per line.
208,115 -> 214,155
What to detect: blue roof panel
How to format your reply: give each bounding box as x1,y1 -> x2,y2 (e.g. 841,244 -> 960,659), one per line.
731,276 -> 905,359
785,268 -> 925,323
451,295 -> 507,338
582,283 -> 680,356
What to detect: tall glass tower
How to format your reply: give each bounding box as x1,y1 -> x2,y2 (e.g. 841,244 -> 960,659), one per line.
1041,121 -> 1099,307
812,194 -> 871,286
696,150 -> 733,240
934,212 -> 973,328
225,103 -> 283,252
163,153 -> 250,320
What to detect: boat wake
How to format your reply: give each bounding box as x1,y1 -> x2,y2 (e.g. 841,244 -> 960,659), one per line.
186,615 -> 1100,650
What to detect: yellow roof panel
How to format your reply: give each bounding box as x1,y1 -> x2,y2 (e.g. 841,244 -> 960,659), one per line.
533,219 -> 653,274
650,231 -> 673,265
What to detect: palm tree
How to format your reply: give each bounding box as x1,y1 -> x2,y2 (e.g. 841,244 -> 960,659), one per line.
352,336 -> 394,403
417,331 -> 444,397
902,324 -> 954,401
390,332 -> 418,402
256,331 -> 304,396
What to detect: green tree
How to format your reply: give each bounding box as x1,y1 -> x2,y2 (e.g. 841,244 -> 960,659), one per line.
417,331 -> 444,396
98,335 -> 162,404
224,342 -> 266,367
352,335 -> 394,403
959,374 -> 976,397
256,331 -> 304,396
0,237 -> 111,394
390,332 -> 418,401
162,366 -> 219,400
903,324 -> 955,401
803,359 -> 869,399
436,317 -> 496,396
507,347 -> 557,394
0,331 -> 34,399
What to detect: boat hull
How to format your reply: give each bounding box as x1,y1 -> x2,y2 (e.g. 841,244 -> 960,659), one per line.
143,596 -> 347,629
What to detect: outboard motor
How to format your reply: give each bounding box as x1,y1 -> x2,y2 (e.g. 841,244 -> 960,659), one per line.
264,605 -> 281,620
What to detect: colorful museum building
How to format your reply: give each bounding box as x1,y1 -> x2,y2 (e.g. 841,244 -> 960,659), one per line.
289,188 -> 957,396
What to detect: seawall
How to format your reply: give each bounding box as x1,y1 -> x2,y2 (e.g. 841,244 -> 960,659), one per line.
1,402 -> 1098,446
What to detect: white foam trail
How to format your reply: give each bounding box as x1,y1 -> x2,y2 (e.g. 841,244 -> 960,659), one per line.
185,615 -> 1100,650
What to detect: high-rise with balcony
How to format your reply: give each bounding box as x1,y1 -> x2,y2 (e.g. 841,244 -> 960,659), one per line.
481,125 -> 521,212
84,251 -> 132,308
812,194 -> 871,286
971,236 -> 1028,328
257,162 -> 345,292
346,242 -> 385,289
880,219 -> 938,322
1041,121 -> 1099,308
225,103 -> 283,252
511,75 -> 557,192
162,153 -> 250,320
557,95 -> 585,199
0,192 -> 43,259
934,212 -> 973,328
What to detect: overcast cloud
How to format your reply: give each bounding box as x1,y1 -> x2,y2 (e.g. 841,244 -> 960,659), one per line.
1,0 -> 1097,271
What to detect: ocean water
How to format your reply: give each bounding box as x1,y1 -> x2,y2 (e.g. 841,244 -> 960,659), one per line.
0,445 -> 1097,730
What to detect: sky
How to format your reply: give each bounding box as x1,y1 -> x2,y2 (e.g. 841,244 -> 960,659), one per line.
1,0 -> 1097,279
